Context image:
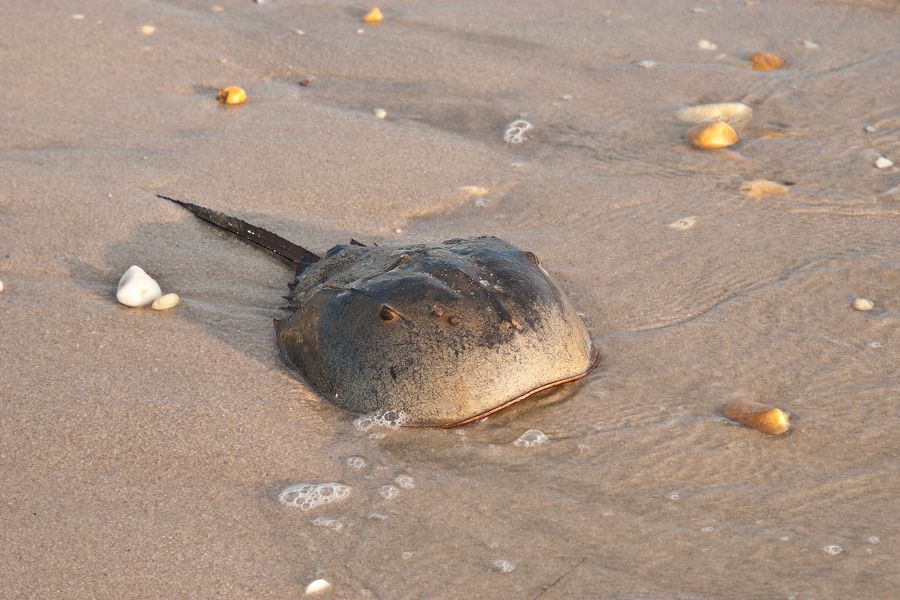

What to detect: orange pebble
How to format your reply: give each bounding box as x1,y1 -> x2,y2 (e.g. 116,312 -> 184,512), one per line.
362,7 -> 384,24
686,121 -> 738,150
217,86 -> 246,105
750,52 -> 785,71
724,400 -> 791,435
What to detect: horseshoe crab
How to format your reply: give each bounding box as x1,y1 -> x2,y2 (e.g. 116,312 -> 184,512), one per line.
157,195 -> 597,427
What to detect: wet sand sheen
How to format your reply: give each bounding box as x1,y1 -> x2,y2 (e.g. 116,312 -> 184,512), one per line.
1,0 -> 899,598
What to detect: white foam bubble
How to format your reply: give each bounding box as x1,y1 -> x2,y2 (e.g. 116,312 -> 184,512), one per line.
513,429 -> 549,447
379,484 -> 400,500
823,544 -> 842,556
394,475 -> 415,489
345,456 -> 368,470
353,410 -> 409,432
493,559 -> 516,573
867,536 -> 880,544
503,119 -> 534,144
667,492 -> 680,501
311,517 -> 344,531
278,482 -> 351,510
401,551 -> 413,560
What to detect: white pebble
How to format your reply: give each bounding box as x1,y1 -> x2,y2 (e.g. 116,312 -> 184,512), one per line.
676,102 -> 752,126
493,559 -> 516,573
852,298 -> 874,311
503,119 -> 534,144
71,14 -> 85,20
305,579 -> 332,595
875,156 -> 893,169
373,108 -> 387,119
295,29 -> 305,36
823,544 -> 842,556
560,93 -> 574,101
669,216 -> 697,230
636,60 -> 657,68
513,429 -> 549,447
0,279 -> 4,292
139,24 -> 156,36
116,265 -> 162,307
864,125 -> 876,133
668,492 -> 680,501
697,39 -> 717,50
691,7 -> 707,13
151,293 -> 180,311
379,485 -> 400,500
278,482 -> 351,510
802,39 -> 819,49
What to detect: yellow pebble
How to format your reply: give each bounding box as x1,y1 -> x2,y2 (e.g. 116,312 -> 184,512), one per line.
724,400 -> 791,435
750,52 -> 785,71
687,121 -> 738,150
140,25 -> 156,36
739,179 -> 789,198
151,293 -> 180,311
852,297 -> 874,311
217,86 -> 247,105
363,7 -> 384,24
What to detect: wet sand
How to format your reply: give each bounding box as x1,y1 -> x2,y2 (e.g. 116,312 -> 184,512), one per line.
2,1 -> 899,598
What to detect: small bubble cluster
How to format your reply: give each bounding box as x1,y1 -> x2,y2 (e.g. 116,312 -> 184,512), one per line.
503,119 -> 534,144
395,475 -> 416,489
667,492 -> 680,501
278,482 -> 351,510
311,517 -> 345,531
823,544 -> 842,556
493,559 -> 516,573
345,456 -> 368,470
353,410 -> 409,432
379,485 -> 400,500
513,429 -> 549,447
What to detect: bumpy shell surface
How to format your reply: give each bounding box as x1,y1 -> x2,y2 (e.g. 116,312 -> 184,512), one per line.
275,236 -> 594,426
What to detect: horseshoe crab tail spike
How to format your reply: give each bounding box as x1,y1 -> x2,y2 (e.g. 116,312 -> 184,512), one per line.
157,194 -> 321,266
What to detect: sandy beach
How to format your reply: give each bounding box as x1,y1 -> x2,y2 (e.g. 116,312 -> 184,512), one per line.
2,0 -> 899,598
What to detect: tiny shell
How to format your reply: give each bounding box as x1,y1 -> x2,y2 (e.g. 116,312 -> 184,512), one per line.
151,293 -> 180,311
724,400 -> 790,435
750,52 -> 785,71
852,298 -> 874,311
676,103 -> 752,126
362,7 -> 383,24
217,86 -> 247,105
875,157 -> 893,169
740,180 -> 789,198
117,266 -> 162,307
687,121 -> 738,150
305,579 -> 332,594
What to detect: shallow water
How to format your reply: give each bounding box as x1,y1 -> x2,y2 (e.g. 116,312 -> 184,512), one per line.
1,0 -> 898,598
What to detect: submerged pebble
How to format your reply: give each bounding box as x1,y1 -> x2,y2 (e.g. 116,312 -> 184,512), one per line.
217,86 -> 246,105
740,180 -> 789,198
305,579 -> 332,595
676,102 -> 752,126
116,266 -> 162,307
362,7 -> 383,24
278,482 -> 351,510
724,400 -> 790,435
852,298 -> 875,311
875,156 -> 893,169
687,121 -> 738,150
513,429 -> 549,447
151,292 -> 180,311
749,52 -> 785,71
373,108 -> 387,119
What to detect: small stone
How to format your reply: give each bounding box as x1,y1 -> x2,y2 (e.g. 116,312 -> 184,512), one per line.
295,29 -> 305,36
362,7 -> 384,24
686,121 -> 738,150
305,579 -> 332,594
0,280 -> 4,292
852,297 -> 874,311
71,14 -> 85,20
802,39 -> 819,49
698,39 -> 717,50
749,52 -> 785,71
210,5 -> 224,13
691,7 -> 707,13
560,93 -> 574,101
676,102 -> 752,126
724,400 -> 790,435
669,216 -> 697,230
864,125 -> 876,133
636,60 -> 657,68
217,86 -> 246,105
151,293 -> 180,311
373,108 -> 387,119
740,180 -> 789,198
875,156 -> 893,169
139,24 -> 156,36
116,266 -> 162,307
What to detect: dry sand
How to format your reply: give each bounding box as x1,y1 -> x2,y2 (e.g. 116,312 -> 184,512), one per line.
2,0 -> 899,598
